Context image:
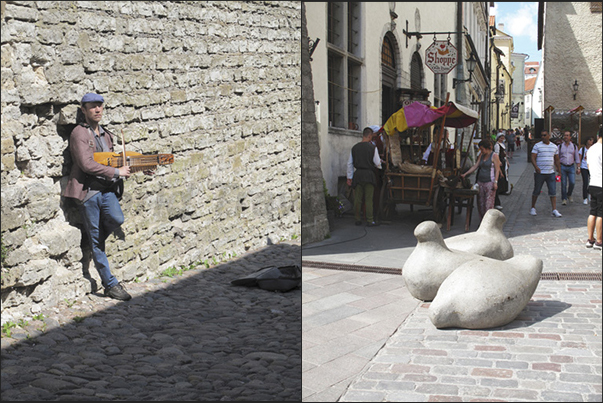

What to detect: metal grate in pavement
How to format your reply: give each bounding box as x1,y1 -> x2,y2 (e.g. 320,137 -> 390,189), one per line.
555,272 -> 602,281
302,261 -> 602,281
302,261 -> 400,275
540,272 -> 560,280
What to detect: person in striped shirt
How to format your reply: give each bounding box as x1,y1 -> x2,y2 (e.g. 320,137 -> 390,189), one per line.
530,130 -> 562,217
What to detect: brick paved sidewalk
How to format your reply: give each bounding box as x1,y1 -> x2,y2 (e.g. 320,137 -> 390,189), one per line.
302,145 -> 602,402
340,281 -> 602,402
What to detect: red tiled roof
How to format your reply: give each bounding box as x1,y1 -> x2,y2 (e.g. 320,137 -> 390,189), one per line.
489,15 -> 495,26
525,77 -> 537,91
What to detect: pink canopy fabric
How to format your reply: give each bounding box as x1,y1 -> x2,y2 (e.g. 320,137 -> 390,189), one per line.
383,101 -> 479,135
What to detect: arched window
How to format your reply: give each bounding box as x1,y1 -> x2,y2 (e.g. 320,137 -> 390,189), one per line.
382,36 -> 396,69
382,33 -> 399,124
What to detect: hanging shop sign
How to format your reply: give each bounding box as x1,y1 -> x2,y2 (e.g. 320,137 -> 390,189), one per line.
425,40 -> 458,75
510,103 -> 520,119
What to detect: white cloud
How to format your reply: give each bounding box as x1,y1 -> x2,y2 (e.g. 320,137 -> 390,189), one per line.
490,3 -> 499,16
497,3 -> 538,43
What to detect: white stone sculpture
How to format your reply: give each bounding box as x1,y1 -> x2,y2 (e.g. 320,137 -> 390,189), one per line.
402,221 -> 479,301
445,209 -> 513,260
428,255 -> 542,329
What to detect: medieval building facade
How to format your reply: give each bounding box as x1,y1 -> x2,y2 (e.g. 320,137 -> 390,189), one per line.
304,2 -> 490,200
538,2 -> 602,143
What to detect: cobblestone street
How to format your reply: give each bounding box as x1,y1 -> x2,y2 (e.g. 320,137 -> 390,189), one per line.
2,242 -> 302,401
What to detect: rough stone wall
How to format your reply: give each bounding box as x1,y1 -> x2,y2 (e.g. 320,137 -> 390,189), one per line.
1,1 -> 301,319
300,2 -> 328,245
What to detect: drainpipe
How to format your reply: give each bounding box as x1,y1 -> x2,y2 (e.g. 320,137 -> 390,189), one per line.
455,2 -> 463,149
456,2 -> 463,105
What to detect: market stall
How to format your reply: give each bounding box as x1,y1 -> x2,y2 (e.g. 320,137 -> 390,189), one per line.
378,95 -> 479,222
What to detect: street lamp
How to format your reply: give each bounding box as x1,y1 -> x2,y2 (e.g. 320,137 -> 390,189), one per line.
572,80 -> 579,100
453,54 -> 477,89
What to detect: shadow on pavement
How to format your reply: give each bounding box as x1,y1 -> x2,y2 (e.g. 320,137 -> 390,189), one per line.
1,243 -> 301,401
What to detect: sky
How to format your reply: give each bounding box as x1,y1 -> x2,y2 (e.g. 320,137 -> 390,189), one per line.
491,2 -> 541,63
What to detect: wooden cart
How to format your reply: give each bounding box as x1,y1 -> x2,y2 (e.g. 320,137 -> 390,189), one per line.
377,97 -> 480,223
378,129 -> 450,222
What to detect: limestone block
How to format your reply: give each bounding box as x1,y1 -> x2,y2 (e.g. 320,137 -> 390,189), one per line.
38,222 -> 81,257
445,209 -> 513,260
402,221 -> 479,301
429,255 -> 542,329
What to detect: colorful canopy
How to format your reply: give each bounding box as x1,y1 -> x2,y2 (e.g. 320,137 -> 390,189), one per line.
383,101 -> 479,135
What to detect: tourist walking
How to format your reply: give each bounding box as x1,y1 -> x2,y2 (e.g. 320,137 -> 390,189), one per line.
579,137 -> 594,204
585,129 -> 602,250
530,130 -> 562,218
558,130 -> 580,205
505,129 -> 515,159
493,133 -> 508,209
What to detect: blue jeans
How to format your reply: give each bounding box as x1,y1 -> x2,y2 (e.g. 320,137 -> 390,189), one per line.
560,164 -> 575,200
79,192 -> 124,289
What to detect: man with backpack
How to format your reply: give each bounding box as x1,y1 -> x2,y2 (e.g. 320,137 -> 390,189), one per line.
558,130 -> 580,205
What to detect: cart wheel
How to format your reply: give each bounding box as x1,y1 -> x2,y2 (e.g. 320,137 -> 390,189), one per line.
432,186 -> 447,223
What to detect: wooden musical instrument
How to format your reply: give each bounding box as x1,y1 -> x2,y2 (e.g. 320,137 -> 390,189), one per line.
93,129 -> 173,173
94,151 -> 174,172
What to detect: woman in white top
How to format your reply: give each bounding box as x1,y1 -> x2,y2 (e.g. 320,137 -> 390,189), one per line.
579,137 -> 594,204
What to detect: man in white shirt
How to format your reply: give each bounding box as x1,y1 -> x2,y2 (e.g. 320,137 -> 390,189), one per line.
530,130 -> 562,217
585,129 -> 602,250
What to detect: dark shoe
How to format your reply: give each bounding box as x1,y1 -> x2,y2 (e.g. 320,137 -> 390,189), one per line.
367,221 -> 380,227
355,221 -> 362,226
586,239 -> 595,248
594,242 -> 603,251
105,283 -> 132,301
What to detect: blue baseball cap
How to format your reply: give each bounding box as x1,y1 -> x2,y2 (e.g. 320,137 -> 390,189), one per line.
81,93 -> 104,104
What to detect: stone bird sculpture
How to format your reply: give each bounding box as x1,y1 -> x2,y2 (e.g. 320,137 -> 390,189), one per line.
428,255 -> 542,329
402,221 -> 479,301
445,209 -> 513,260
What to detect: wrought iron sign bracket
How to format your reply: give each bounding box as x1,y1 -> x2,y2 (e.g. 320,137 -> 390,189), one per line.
308,37 -> 320,61
403,20 -> 459,48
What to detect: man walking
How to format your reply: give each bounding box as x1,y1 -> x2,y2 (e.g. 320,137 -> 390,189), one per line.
585,129 -> 602,250
530,130 -> 562,218
505,129 -> 515,159
558,130 -> 580,205
347,127 -> 382,226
